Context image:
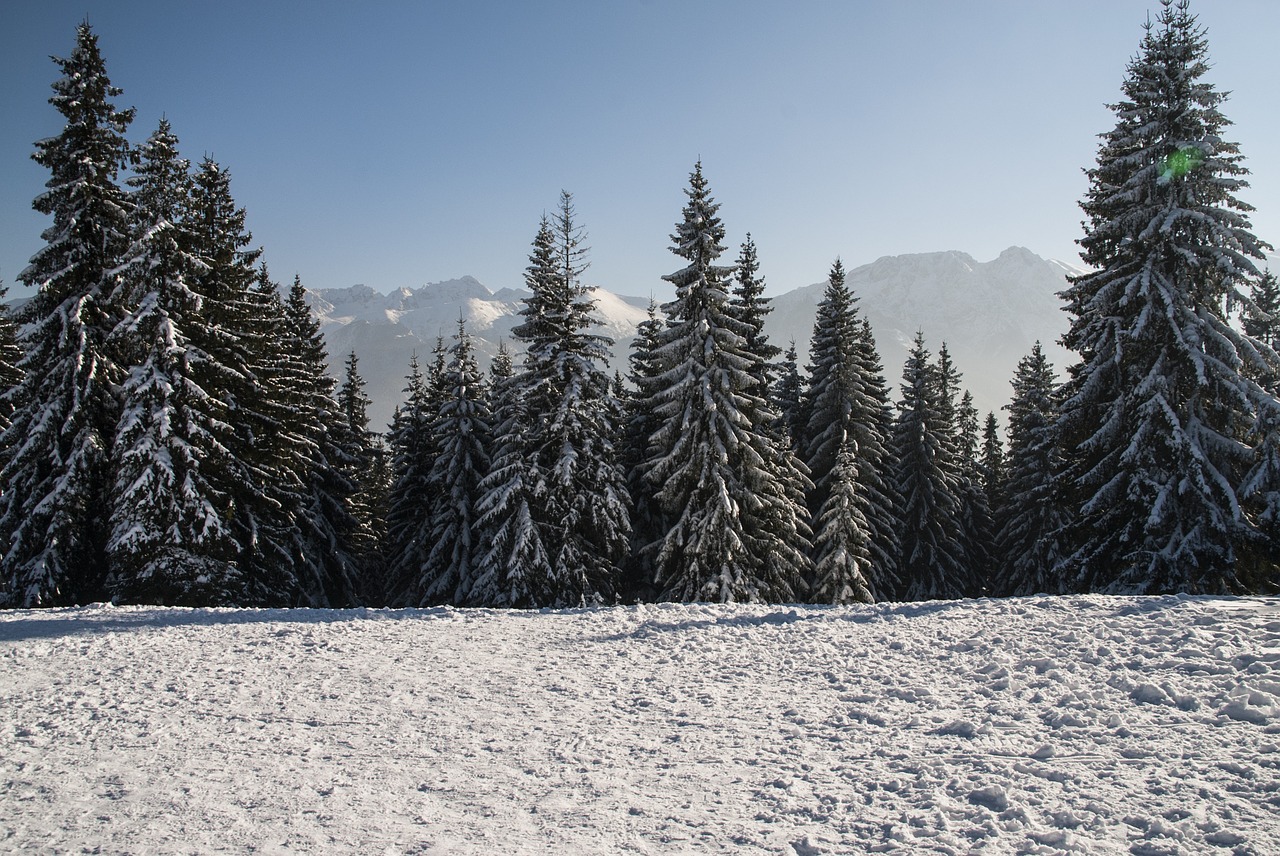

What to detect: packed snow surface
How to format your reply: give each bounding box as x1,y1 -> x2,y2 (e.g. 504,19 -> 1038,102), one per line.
3,595 -> 1279,854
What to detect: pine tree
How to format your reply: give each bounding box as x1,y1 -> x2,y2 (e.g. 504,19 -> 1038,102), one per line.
979,412 -> 1007,518
891,332 -> 967,601
644,163 -> 810,602
621,299 -> 666,601
773,340 -> 804,446
336,350 -> 387,602
1244,270 -> 1280,351
998,343 -> 1069,596
184,158 -> 301,605
105,119 -> 242,605
413,320 -> 490,606
477,195 -> 630,607
279,274 -> 360,607
0,23 -> 133,606
955,390 -> 995,596
809,433 -> 875,604
383,356 -> 436,606
800,260 -> 898,600
731,235 -> 781,405
1056,0 -> 1279,594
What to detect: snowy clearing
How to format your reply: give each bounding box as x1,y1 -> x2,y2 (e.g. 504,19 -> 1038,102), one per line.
3,595 -> 1279,854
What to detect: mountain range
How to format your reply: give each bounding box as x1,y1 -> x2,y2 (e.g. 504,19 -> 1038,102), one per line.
308,246 -> 1081,431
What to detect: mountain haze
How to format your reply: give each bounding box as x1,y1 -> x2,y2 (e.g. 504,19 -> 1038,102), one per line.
309,248 -> 1079,429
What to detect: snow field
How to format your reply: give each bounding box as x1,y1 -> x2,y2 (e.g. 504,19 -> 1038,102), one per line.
2,595 -> 1279,854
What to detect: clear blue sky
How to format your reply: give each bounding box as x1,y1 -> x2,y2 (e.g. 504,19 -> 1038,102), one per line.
2,1 -> 1278,300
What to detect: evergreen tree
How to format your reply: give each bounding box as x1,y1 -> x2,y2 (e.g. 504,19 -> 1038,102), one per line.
997,343 -> 1068,596
383,356 -> 436,606
477,195 -> 630,606
1243,270 -> 1280,351
731,234 -> 781,404
336,351 -> 387,604
979,412 -> 1007,518
1056,0 -> 1279,594
1,23 -> 133,606
621,299 -> 666,601
955,390 -> 995,596
890,333 -> 967,601
413,320 -> 490,606
105,119 -> 242,605
185,158 -> 302,605
809,432 -> 875,604
279,274 -> 360,607
800,260 -> 898,600
852,318 -> 901,600
644,163 -> 810,602
773,340 -> 804,446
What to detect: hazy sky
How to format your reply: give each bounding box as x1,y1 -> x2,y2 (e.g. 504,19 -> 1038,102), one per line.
3,1 -> 1278,300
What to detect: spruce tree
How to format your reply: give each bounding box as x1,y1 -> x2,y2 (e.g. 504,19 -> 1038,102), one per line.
890,333 -> 967,601
644,163 -> 810,602
477,195 -> 630,606
279,274 -> 360,607
1056,0 -> 1279,594
997,343 -> 1068,596
731,234 -> 781,404
800,260 -> 898,600
810,433 -> 875,604
106,119 -> 242,605
774,340 -> 804,446
336,351 -> 387,602
955,390 -> 996,595
413,320 -> 490,606
0,23 -> 133,606
621,299 -> 666,601
383,356 -> 436,606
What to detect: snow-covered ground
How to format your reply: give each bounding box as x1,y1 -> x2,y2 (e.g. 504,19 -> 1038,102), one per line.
2,595 -> 1278,854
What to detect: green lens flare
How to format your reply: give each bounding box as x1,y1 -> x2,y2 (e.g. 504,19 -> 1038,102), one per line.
1159,146 -> 1204,183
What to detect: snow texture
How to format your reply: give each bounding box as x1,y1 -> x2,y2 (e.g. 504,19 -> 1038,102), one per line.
3,594 -> 1279,853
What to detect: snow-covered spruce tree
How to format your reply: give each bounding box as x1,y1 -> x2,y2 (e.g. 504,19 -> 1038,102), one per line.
279,274 -> 360,607
105,119 -> 243,605
773,340 -> 804,446
644,163 -> 811,602
979,411 -> 1007,522
731,235 -> 781,405
997,343 -> 1069,596
383,356 -> 436,606
852,317 -> 901,599
1243,270 -> 1280,362
890,332 -> 967,601
800,259 -> 898,601
185,158 -> 301,605
0,23 -> 133,607
1055,0 -> 1279,594
621,299 -> 667,601
481,194 -> 630,606
955,390 -> 996,596
336,350 -> 388,602
409,320 -> 490,607
810,431 -> 875,604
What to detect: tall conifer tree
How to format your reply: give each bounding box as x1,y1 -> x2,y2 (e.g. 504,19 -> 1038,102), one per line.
1,23 -> 133,606
1056,0 -> 1279,594
644,163 -> 810,602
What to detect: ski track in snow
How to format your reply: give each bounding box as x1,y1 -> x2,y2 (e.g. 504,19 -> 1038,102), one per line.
2,595 -> 1279,854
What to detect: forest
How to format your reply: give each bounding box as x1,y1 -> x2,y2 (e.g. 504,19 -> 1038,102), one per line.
1,0 -> 1277,610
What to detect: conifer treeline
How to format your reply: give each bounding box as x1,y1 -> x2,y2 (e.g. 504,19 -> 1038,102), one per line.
3,3 -> 1278,608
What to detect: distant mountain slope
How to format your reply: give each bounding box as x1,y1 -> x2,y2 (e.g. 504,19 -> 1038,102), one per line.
309,248 -> 1081,430
309,277 -> 652,429
768,247 -> 1079,422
